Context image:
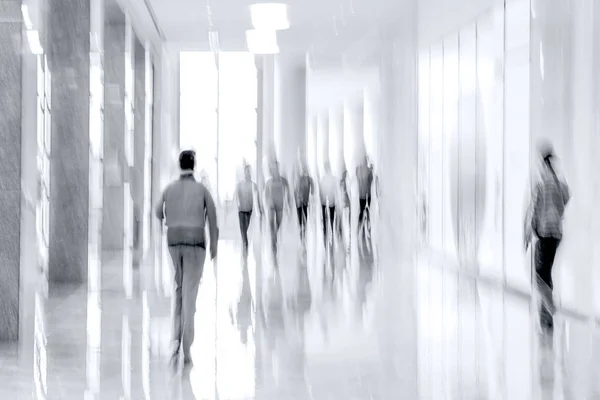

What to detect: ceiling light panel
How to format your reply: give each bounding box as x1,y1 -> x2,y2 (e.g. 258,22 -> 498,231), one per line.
250,3 -> 290,31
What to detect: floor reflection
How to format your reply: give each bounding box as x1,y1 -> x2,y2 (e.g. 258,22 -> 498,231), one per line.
2,215 -> 600,399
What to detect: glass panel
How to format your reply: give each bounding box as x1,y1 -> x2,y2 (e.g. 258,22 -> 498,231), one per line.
429,44 -> 444,252
458,24 -> 477,267
418,49 -> 430,244
443,35 -> 459,260
503,0 -> 530,291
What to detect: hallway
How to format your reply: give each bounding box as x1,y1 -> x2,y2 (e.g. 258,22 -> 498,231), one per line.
2,223 -> 599,399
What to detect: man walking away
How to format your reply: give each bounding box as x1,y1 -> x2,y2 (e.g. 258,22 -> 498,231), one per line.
295,163 -> 314,241
525,141 -> 570,338
155,150 -> 219,370
233,164 -> 262,254
264,161 -> 292,260
320,162 -> 338,249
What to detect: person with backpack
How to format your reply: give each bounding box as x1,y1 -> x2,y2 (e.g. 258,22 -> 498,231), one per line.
524,141 -> 570,336
155,150 -> 219,370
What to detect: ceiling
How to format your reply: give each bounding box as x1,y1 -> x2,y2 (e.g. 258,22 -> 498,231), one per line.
143,0 -> 405,65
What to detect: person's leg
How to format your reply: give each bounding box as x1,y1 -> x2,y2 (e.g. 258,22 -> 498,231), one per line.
181,246 -> 206,363
297,207 -> 304,239
535,238 -> 559,332
239,211 -> 251,250
238,212 -> 246,249
168,246 -> 184,363
322,205 -> 328,247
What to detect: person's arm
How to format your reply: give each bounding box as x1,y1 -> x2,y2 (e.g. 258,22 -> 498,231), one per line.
204,188 -> 219,259
253,182 -> 263,215
232,183 -> 240,210
155,187 -> 166,221
524,183 -> 540,250
284,179 -> 293,212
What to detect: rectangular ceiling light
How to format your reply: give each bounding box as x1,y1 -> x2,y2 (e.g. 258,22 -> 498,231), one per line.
246,30 -> 279,54
250,3 -> 289,31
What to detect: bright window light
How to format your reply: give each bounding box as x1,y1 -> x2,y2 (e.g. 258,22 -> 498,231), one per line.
246,30 -> 279,54
27,30 -> 44,55
250,3 -> 289,31
21,4 -> 33,30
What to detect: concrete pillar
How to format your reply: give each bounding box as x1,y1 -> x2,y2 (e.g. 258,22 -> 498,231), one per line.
133,38 -> 149,264
376,2 -> 418,397
0,0 -> 23,341
48,0 -> 91,283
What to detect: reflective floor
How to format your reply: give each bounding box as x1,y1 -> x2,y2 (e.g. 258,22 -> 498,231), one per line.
2,218 -> 600,399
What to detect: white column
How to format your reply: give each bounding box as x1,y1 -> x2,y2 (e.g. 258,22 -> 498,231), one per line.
260,55 -> 275,180
376,3 -> 418,397
316,112 -> 329,177
343,99 -> 364,173
274,53 -> 306,178
329,107 -> 344,177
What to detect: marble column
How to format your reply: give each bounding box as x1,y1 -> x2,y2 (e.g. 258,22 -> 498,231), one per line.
376,3 -> 418,397
0,0 -> 22,340
102,20 -> 127,251
133,38 -> 146,264
273,53 -> 306,178
48,0 -> 91,283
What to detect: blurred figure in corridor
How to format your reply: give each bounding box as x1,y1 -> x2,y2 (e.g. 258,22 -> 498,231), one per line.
294,160 -> 314,242
525,141 -> 570,338
356,156 -> 374,244
155,150 -> 219,370
233,164 -> 262,255
320,161 -> 339,249
340,168 -> 351,251
264,160 -> 292,261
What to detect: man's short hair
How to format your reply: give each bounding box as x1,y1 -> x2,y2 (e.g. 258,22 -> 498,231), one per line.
179,150 -> 195,171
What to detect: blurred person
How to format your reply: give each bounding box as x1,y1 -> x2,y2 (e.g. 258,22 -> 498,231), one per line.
264,161 -> 292,260
233,164 -> 262,254
356,156 -> 373,240
294,161 -> 314,241
524,141 -> 570,337
340,169 -> 351,250
155,150 -> 219,369
320,162 -> 338,248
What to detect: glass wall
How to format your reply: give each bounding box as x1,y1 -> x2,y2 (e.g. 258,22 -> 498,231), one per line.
180,52 -> 257,203
418,1 -> 530,289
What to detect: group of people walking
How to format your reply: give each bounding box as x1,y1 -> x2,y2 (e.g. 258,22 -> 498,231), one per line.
155,138 -> 569,373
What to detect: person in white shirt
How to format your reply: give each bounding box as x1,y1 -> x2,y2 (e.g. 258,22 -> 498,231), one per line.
319,162 -> 338,248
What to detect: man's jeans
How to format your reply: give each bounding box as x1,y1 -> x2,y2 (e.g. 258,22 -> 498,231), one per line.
535,237 -> 560,333
168,245 -> 206,362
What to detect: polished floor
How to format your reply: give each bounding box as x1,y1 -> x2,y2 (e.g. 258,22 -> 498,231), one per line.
1,215 -> 600,399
